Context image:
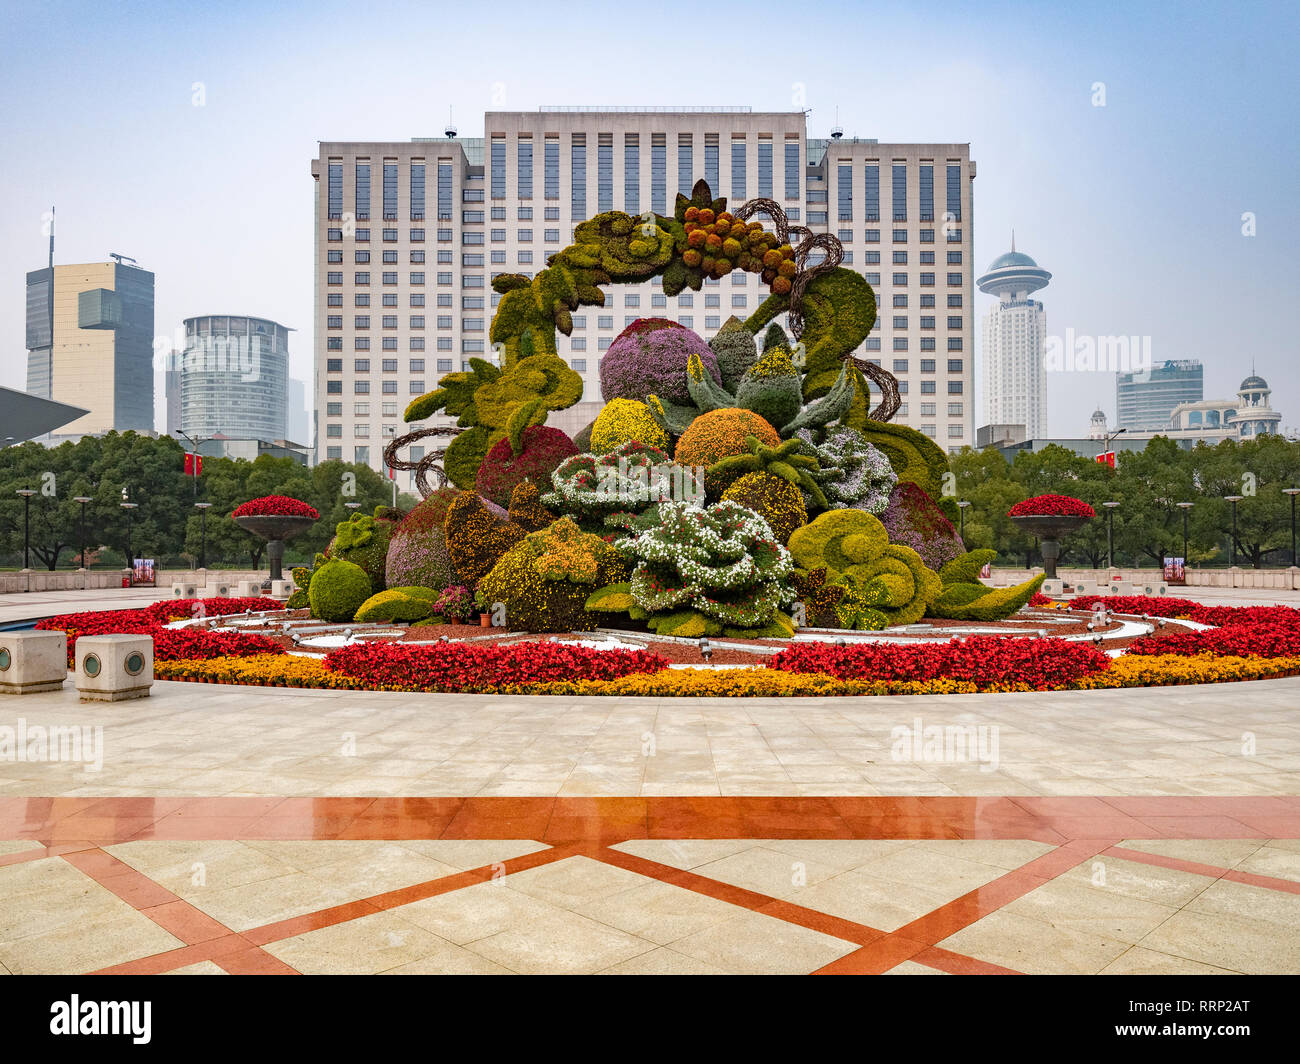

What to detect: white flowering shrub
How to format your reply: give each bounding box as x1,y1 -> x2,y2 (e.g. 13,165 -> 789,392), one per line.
796,427 -> 896,513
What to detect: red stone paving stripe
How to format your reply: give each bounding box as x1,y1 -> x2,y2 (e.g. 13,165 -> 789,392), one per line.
590,844 -> 886,947
813,838 -> 1116,975
0,842 -> 97,868
92,934 -> 258,976
4,795 -> 1300,841
912,945 -> 1022,975
214,947 -> 301,976
1103,844 -> 1300,896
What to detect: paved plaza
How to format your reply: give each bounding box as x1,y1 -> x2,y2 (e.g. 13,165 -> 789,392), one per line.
1,586 -> 1298,975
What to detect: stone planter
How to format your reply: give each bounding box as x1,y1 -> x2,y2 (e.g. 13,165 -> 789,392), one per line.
233,514 -> 318,583
1009,514 -> 1092,580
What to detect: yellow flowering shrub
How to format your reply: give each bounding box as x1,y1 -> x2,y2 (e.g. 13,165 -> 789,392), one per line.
589,398 -> 669,453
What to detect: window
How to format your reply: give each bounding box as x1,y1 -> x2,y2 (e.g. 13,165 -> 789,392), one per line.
947,272 -> 962,285
381,228 -> 397,242
892,316 -> 908,329
327,163 -> 342,217
435,359 -> 451,372
490,139 -> 506,199
437,272 -> 452,285
892,273 -> 908,286
920,294 -> 936,308
731,138 -> 747,199
678,315 -> 693,328
920,359 -> 936,373
921,381 -> 936,395
947,380 -> 963,393
948,402 -> 963,416
919,229 -> 934,243
517,140 -> 533,198
570,338 -> 587,351
382,293 -> 397,307
598,135 -> 613,212
731,294 -> 746,307
571,358 -> 587,372
947,228 -> 963,243
705,134 -> 719,191
920,315 -> 935,329
437,337 -> 452,350
355,445 -> 370,463
517,229 -> 532,242
946,164 -> 962,221
327,227 -> 342,242
544,229 -> 560,242
893,337 -> 908,351
892,251 -> 908,265
865,337 -> 881,351
920,272 -> 935,286
947,316 -> 962,330
947,425 -> 963,439
382,251 -> 398,264
326,423 -> 342,438
892,164 -> 907,221
864,164 -> 879,220
784,141 -> 800,199
463,232 -> 484,246
705,294 -> 720,308
757,139 -> 772,199
355,380 -> 370,394
327,293 -> 343,307
947,251 -> 962,264
921,402 -> 936,416
410,251 -> 426,265
354,314 -> 370,329
382,272 -> 397,285
327,250 -> 343,264
327,358 -> 343,373
837,164 -> 852,220
463,318 -> 484,331
410,380 -> 426,393
865,229 -> 880,243
652,294 -> 667,308
892,359 -> 909,373
355,250 -> 370,264
865,272 -> 881,285
808,211 -> 828,225
919,165 -> 933,221
410,293 -> 425,306
892,229 -> 907,243
327,337 -> 342,350
354,293 -> 370,307
409,337 -> 425,350
865,251 -> 880,265
947,337 -> 963,351
947,294 -> 963,307
919,251 -> 935,265
572,136 -> 587,217
437,315 -> 452,329
624,134 -> 639,213
382,162 -> 397,218
920,337 -> 936,351
705,315 -> 720,330
544,137 -> 559,199
382,380 -> 398,393
598,315 -> 613,330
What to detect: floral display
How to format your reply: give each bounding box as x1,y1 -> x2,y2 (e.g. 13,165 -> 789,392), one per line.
587,499 -> 795,638
442,491 -> 528,588
929,549 -> 1046,621
542,441 -> 683,533
384,487 -> 460,591
1008,494 -> 1097,518
432,585 -> 476,622
588,398 -> 669,454
707,317 -> 758,391
321,640 -> 669,692
475,424 -> 579,509
797,427 -> 896,513
330,511 -> 392,594
706,434 -> 833,507
36,598 -> 284,664
878,481 -> 966,571
721,471 -> 808,545
673,408 -> 780,494
476,517 -> 629,632
231,496 -> 320,519
600,319 -> 722,406
787,567 -> 847,628
505,480 -> 557,533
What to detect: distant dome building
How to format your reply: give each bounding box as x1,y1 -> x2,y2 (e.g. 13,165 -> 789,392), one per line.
1163,373 -> 1281,442
978,238 -> 1051,440
1088,407 -> 1107,440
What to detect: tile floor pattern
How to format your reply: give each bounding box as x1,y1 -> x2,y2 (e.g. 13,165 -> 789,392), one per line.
1,796 -> 1298,975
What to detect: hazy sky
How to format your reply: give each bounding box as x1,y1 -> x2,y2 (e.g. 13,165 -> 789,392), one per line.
2,0 -> 1296,438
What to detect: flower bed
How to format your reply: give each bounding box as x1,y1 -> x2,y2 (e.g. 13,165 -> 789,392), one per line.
232,495 -> 320,519
320,640 -> 669,693
1008,494 -> 1096,518
37,597 -> 285,663
769,637 -> 1110,689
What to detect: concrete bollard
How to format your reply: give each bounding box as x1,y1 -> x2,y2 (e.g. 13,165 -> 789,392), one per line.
172,581 -> 199,598
271,579 -> 294,599
206,581 -> 235,597
0,631 -> 69,694
237,579 -> 264,598
75,634 -> 153,702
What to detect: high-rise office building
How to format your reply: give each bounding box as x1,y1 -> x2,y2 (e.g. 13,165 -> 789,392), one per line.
287,377 -> 310,447
179,314 -> 290,441
25,259 -> 155,436
163,353 -> 182,436
1115,359 -> 1203,431
977,243 -> 1050,439
312,109 -> 976,483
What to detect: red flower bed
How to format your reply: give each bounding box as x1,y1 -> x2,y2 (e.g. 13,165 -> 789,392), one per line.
1127,622 -> 1300,658
36,597 -> 285,663
770,637 -> 1110,689
323,640 -> 670,692
1008,494 -> 1095,518
232,495 -> 320,519
1065,595 -> 1300,628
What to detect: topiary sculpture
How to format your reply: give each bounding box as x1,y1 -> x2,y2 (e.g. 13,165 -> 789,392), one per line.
879,481 -> 965,571
443,492 -> 528,589
332,511 -> 392,594
384,487 -> 460,592
354,586 -> 441,624
542,440 -> 686,534
721,471 -> 808,545
589,398 -> 669,454
672,408 -> 780,495
708,316 -> 758,391
586,499 -> 796,638
786,509 -> 941,629
308,559 -> 373,623
506,480 -> 557,533
477,517 -> 629,633
706,435 -> 836,508
475,424 -> 578,509
600,318 -> 722,407
929,549 -> 1046,621
795,426 -> 896,513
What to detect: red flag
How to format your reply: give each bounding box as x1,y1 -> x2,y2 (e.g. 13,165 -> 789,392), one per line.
1095,451 -> 1115,468
184,453 -> 204,476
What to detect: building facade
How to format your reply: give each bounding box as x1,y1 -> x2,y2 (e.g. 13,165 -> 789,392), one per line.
1115,359 -> 1203,431
977,246 -> 1050,439
179,315 -> 290,442
25,260 -> 155,436
312,109 -> 976,485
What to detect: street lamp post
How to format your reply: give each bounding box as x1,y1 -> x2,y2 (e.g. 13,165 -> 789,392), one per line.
956,500 -> 971,540
194,502 -> 212,570
1284,488 -> 1300,567
15,489 -> 35,570
1175,501 -> 1194,568
1224,495 -> 1244,568
120,498 -> 138,569
73,496 -> 92,569
1103,501 -> 1120,570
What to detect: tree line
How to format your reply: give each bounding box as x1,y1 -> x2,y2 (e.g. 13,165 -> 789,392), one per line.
0,432 -> 410,570
949,434 -> 1300,569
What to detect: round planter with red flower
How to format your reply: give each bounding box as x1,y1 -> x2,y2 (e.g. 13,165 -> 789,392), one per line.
1008,495 -> 1096,580
232,496 -> 320,581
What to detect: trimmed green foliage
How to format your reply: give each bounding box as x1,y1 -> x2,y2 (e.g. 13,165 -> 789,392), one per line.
308,559 -> 373,623
443,492 -> 527,589
707,435 -> 832,508
848,418 -> 951,500
722,471 -> 808,545
930,549 -> 1047,621
354,586 -> 441,624
332,512 -> 391,594
709,316 -> 757,391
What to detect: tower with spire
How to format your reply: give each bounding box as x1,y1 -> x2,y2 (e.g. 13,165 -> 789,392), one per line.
977,237 -> 1052,439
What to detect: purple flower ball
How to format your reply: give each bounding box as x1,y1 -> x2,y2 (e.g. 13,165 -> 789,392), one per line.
599,318 -> 722,406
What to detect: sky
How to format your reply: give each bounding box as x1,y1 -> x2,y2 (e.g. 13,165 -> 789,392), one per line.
1,0 -> 1296,439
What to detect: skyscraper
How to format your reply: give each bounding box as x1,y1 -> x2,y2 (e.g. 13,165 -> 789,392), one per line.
1115,359 -> 1203,431
25,258 -> 155,436
977,243 -> 1050,439
179,315 -> 290,441
312,108 -> 977,483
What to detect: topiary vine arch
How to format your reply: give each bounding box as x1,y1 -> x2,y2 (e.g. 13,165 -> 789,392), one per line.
388,179 -> 924,498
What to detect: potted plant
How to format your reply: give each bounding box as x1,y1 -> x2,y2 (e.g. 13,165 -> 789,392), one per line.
1007,494 -> 1096,581
432,585 -> 476,626
232,496 -> 321,582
